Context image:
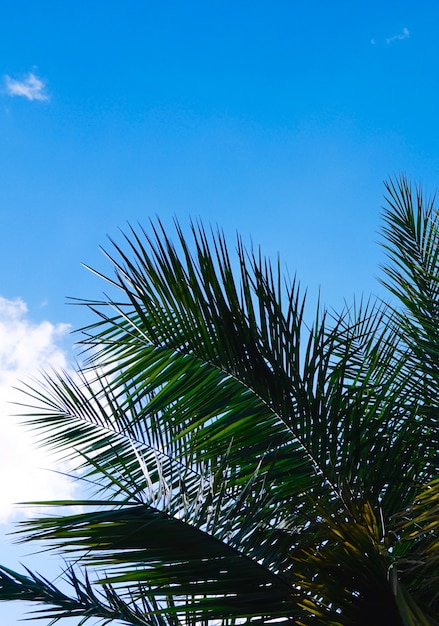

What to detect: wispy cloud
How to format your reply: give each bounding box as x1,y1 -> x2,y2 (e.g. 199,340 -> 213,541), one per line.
4,72 -> 49,101
0,297 -> 74,523
386,27 -> 410,44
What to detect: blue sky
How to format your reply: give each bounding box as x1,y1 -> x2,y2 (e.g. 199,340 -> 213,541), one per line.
1,1 -> 438,623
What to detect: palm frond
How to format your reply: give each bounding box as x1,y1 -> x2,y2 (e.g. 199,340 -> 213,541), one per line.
381,176 -> 439,381
13,502 -> 299,623
0,563 -> 175,626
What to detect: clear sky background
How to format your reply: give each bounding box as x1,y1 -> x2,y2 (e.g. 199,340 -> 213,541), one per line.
1,1 -> 439,623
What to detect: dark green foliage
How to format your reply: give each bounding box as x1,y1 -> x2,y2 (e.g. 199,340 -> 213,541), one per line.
1,177 -> 439,624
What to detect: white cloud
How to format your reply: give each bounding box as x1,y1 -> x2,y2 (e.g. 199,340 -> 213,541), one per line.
4,72 -> 49,101
0,297 -> 75,524
386,27 -> 410,44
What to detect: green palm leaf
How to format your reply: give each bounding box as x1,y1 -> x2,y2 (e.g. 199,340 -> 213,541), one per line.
1,178 -> 439,624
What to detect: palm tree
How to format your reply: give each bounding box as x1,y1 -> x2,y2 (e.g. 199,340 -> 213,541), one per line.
1,176 -> 438,625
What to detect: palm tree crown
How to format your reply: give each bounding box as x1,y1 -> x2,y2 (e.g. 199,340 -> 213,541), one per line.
1,176 -> 439,625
